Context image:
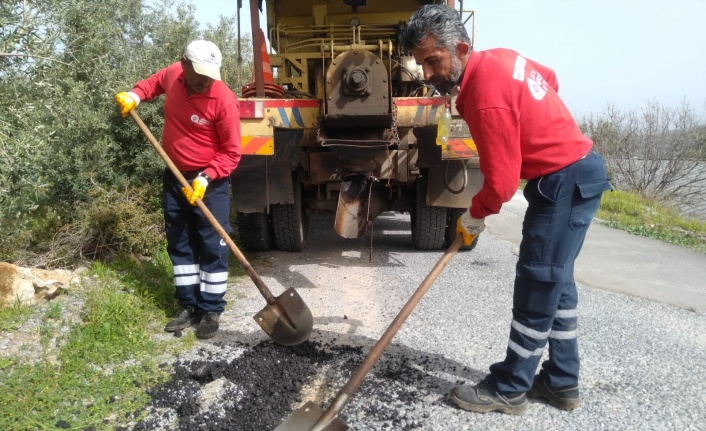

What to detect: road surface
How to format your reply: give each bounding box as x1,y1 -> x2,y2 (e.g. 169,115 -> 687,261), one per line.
138,193 -> 706,430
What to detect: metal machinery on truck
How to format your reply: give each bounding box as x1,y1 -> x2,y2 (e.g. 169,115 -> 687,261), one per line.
231,0 -> 482,251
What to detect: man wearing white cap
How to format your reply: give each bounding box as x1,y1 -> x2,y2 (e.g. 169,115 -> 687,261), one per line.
115,40 -> 241,339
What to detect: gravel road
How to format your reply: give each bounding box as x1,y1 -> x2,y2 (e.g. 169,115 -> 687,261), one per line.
135,207 -> 706,431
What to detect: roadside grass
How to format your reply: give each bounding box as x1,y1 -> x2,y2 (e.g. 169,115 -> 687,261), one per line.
516,181 -> 705,253
596,189 -> 706,253
0,247 -> 194,431
0,298 -> 32,332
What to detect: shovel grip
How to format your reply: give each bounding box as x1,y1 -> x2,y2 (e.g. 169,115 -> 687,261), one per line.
128,110 -> 278,304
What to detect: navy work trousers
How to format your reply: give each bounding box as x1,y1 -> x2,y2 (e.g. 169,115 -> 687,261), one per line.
163,169 -> 232,313
490,151 -> 612,393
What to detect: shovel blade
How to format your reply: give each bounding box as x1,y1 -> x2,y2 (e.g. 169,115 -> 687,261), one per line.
274,401 -> 348,431
254,287 -> 313,346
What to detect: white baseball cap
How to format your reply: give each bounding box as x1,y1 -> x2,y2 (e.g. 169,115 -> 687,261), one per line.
184,40 -> 222,81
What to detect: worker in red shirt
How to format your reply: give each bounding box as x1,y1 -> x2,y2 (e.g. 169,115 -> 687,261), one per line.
401,6 -> 612,415
115,40 -> 241,339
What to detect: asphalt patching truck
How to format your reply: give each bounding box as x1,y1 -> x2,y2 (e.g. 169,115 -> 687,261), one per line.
232,0 -> 481,251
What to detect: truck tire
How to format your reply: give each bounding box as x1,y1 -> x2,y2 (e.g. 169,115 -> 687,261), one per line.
446,208 -> 479,251
271,173 -> 308,251
411,176 -> 446,250
236,210 -> 273,251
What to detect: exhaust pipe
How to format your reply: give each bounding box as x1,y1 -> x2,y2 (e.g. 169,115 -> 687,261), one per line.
334,174 -> 371,239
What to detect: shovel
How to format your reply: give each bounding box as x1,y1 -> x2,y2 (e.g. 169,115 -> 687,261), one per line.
128,110 -> 313,346
275,235 -> 464,430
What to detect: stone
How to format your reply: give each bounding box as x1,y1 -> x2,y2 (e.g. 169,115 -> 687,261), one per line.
0,262 -> 78,306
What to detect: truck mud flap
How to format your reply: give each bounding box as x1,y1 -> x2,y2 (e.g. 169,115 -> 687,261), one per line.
231,130 -> 302,213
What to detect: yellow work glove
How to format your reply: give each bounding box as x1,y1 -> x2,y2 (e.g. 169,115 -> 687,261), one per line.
114,91 -> 140,117
456,209 -> 485,246
182,173 -> 210,206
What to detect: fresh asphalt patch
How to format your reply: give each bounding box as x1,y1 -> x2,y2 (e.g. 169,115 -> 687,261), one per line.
129,336 -> 476,431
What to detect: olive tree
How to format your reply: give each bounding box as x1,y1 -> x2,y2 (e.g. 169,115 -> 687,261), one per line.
1,0 -> 252,264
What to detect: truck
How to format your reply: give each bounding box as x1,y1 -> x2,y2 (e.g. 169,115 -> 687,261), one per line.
231,0 -> 482,252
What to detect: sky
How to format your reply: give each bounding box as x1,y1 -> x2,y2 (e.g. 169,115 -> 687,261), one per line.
188,0 -> 706,119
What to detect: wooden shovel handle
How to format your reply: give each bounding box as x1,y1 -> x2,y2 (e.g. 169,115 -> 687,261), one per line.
342,234 -> 462,392
312,235 -> 464,429
128,109 -> 278,304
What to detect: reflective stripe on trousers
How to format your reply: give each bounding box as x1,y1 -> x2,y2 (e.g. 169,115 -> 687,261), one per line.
490,151 -> 612,393
163,168 -> 232,313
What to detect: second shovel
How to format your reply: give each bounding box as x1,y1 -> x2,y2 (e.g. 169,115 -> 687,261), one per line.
275,235 -> 464,430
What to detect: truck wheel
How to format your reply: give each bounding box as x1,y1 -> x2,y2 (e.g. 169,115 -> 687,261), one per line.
446,208 -> 479,251
236,210 -> 273,251
411,176 -> 446,250
271,174 -> 308,251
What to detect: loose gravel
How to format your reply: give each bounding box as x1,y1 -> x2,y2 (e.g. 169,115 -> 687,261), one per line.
5,211 -> 704,431
130,212 -> 706,431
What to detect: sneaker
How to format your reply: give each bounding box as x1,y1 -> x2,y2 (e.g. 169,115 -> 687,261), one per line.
164,306 -> 202,332
527,373 -> 580,411
195,312 -> 220,339
450,376 -> 528,415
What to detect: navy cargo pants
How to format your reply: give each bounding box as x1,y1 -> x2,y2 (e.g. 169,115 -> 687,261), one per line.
163,169 -> 231,314
490,150 -> 612,393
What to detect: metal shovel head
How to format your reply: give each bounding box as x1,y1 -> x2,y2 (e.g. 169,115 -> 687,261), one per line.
274,401 -> 348,431
253,287 -> 313,346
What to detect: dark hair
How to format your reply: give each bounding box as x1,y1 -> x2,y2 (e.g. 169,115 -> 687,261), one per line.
399,4 -> 470,52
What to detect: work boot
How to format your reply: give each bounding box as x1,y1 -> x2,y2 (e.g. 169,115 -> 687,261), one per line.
527,372 -> 581,411
164,306 -> 202,332
195,312 -> 220,339
450,375 -> 528,415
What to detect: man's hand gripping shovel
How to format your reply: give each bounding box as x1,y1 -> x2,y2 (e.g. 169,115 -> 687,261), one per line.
126,109 -> 313,346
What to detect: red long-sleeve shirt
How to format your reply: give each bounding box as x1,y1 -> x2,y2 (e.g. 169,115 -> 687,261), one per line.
131,62 -> 241,180
456,49 -> 592,219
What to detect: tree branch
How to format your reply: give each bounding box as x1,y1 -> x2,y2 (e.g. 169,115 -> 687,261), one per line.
0,52 -> 69,65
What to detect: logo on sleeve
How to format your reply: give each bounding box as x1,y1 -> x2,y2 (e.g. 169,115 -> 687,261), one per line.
527,70 -> 548,101
513,54 -> 549,101
190,114 -> 212,126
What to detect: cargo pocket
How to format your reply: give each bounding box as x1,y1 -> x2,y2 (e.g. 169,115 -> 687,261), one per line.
569,179 -> 613,230
515,260 -> 566,315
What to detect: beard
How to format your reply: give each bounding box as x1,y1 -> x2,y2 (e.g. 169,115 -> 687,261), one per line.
431,55 -> 463,95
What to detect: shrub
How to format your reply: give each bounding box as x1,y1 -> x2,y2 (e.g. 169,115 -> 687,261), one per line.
45,184 -> 165,268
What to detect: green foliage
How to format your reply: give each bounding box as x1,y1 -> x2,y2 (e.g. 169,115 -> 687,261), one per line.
1,0 -> 252,265
0,207 -> 64,264
1,359 -> 163,430
0,255 -> 187,431
0,298 -> 33,332
43,300 -> 63,320
100,246 -> 180,314
597,188 -> 706,253
1,182 -> 165,267
60,288 -> 153,368
50,183 -> 165,267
